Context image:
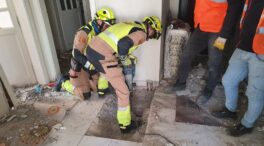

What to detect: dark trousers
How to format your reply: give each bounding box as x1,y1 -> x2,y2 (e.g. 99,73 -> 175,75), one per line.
177,27 -> 223,91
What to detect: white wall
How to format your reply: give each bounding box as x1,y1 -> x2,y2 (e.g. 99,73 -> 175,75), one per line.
11,0 -> 60,85
0,0 -> 36,86
13,0 -> 50,85
0,33 -> 36,86
170,0 -> 179,18
91,0 -> 163,85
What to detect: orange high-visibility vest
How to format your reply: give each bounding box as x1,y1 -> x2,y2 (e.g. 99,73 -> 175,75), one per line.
240,0 -> 264,54
194,0 -> 228,33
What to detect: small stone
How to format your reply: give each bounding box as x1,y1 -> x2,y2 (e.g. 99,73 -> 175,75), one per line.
20,115 -> 28,118
6,137 -> 12,141
257,126 -> 264,132
6,115 -> 16,122
53,123 -> 63,130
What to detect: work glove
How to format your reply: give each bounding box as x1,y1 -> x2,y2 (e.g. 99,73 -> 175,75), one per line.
120,55 -> 132,67
128,54 -> 138,65
213,37 -> 227,51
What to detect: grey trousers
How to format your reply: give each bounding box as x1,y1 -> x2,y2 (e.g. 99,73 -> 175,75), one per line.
177,27 -> 223,92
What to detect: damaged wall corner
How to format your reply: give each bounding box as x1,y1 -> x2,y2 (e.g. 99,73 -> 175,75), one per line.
164,22 -> 190,79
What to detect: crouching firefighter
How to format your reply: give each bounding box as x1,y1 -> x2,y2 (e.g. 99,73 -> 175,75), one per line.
78,16 -> 162,133
54,8 -> 116,100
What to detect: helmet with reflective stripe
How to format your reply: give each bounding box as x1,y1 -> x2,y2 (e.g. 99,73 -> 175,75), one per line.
143,16 -> 162,39
95,8 -> 116,25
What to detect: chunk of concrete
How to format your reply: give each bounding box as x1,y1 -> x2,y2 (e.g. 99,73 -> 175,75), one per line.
34,102 -> 66,122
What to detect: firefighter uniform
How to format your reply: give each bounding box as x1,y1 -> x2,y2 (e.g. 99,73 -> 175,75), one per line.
83,16 -> 162,133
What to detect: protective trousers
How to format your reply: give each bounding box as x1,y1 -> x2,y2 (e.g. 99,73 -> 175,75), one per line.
67,69 -> 91,99
87,37 -> 131,128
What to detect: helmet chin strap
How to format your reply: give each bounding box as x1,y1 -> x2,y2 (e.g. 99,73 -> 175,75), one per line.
92,20 -> 105,34
144,23 -> 150,40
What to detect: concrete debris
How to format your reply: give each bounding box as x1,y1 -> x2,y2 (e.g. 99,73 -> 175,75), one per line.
164,19 -> 190,79
20,114 -> 28,118
20,124 -> 51,145
15,85 -> 65,104
257,126 -> 264,132
6,137 -> 12,141
33,102 -> 66,122
53,123 -> 66,131
6,115 -> 16,122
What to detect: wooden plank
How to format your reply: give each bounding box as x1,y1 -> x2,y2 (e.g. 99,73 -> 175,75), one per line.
0,78 -> 9,117
0,65 -> 18,107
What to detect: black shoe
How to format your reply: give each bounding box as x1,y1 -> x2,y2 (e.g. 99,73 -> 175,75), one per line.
211,107 -> 237,120
97,88 -> 109,98
227,123 -> 253,137
197,89 -> 213,105
83,92 -> 91,100
120,120 -> 141,134
54,74 -> 69,91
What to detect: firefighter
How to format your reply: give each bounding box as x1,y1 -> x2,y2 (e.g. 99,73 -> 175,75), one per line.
212,0 -> 264,136
76,16 -> 162,133
54,8 -> 116,100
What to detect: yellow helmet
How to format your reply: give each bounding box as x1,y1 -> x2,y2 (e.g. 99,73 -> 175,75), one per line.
143,16 -> 162,39
95,8 -> 116,25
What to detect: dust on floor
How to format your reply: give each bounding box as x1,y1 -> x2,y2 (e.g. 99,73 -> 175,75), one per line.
85,88 -> 154,143
0,106 -> 56,146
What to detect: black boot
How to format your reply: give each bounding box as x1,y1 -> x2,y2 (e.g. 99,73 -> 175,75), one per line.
166,81 -> 186,93
54,74 -> 69,91
83,92 -> 91,100
98,88 -> 109,98
120,120 -> 141,134
227,123 -> 253,137
211,107 -> 237,120
197,88 -> 213,105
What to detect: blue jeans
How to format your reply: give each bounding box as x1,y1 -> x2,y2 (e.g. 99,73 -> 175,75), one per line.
222,49 -> 264,128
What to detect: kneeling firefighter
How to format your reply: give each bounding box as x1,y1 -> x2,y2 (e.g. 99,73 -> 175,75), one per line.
54,8 -> 116,100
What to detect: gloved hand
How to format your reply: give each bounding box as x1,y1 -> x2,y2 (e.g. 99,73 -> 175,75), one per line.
70,58 -> 82,72
120,56 -> 132,67
69,68 -> 78,78
128,54 -> 137,65
213,37 -> 227,51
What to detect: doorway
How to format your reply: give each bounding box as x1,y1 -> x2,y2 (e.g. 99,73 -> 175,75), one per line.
45,0 -> 90,74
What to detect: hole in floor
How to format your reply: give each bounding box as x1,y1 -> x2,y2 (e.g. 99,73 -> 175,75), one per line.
85,88 -> 155,142
175,96 -> 224,127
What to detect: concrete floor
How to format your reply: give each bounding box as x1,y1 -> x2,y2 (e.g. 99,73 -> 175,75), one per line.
41,93 -> 143,146
10,64 -> 263,146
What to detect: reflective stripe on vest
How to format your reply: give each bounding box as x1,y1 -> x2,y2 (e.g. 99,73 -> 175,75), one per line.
240,3 -> 248,27
257,27 -> 264,34
98,22 -> 146,53
104,30 -> 119,45
211,0 -> 227,3
253,10 -> 264,54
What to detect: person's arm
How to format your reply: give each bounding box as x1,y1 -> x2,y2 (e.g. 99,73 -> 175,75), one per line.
72,30 -> 91,68
220,0 -> 245,39
117,30 -> 147,57
214,0 -> 245,50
